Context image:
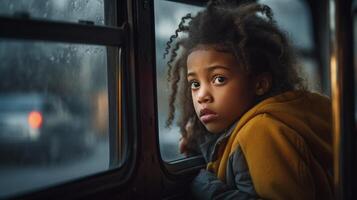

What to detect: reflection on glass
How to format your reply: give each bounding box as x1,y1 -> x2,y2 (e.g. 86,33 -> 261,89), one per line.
0,39 -> 110,198
0,0 -> 105,25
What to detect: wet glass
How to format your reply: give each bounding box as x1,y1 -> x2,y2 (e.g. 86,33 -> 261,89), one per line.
0,0 -> 105,25
0,39 -> 111,198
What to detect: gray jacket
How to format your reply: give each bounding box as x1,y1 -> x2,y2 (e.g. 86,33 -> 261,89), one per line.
191,123 -> 260,200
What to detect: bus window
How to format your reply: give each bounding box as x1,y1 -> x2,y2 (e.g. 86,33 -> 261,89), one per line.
0,0 -> 125,198
0,40 -> 114,199
154,0 -> 202,161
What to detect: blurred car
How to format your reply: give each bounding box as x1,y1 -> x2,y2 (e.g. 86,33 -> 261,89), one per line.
0,93 -> 96,163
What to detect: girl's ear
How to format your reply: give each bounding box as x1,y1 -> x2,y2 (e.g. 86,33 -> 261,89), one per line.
255,73 -> 272,96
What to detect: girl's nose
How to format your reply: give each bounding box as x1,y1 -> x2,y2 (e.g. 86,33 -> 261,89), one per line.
197,86 -> 212,104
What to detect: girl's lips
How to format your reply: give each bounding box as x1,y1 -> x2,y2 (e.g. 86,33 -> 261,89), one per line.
199,108 -> 218,123
200,114 -> 218,123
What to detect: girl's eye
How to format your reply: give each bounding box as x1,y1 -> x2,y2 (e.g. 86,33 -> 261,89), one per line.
190,81 -> 200,89
213,76 -> 226,85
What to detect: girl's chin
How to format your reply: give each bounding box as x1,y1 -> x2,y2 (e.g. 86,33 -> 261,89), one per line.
204,124 -> 225,134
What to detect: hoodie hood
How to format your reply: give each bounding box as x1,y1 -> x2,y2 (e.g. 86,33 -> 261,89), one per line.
236,90 -> 332,168
211,90 -> 333,199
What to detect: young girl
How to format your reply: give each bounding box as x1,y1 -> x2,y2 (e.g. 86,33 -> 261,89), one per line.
164,1 -> 333,199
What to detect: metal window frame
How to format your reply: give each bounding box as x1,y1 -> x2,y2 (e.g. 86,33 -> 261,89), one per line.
0,0 -> 137,199
0,16 -> 124,45
330,0 -> 356,199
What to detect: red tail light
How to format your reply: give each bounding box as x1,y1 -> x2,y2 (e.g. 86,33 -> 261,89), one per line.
28,111 -> 43,129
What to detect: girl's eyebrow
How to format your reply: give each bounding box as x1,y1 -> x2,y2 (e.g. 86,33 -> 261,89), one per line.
206,65 -> 231,72
187,65 -> 231,78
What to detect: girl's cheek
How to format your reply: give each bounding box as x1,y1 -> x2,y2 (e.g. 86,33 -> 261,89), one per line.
191,92 -> 197,104
191,96 -> 200,116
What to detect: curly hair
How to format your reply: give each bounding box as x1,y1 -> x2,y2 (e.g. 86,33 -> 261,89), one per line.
164,0 -> 304,152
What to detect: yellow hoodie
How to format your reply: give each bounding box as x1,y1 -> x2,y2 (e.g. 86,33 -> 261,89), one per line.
208,90 -> 333,200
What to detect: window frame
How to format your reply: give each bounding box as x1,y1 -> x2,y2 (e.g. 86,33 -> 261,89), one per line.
0,0 -> 137,199
0,16 -> 124,45
330,0 -> 356,199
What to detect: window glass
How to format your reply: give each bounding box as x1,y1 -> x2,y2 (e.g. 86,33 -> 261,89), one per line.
259,0 -> 322,92
260,0 -> 313,50
155,0 -> 202,161
0,39 -> 113,198
0,0 -> 105,25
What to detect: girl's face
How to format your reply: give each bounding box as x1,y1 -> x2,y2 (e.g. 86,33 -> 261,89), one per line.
187,47 -> 257,134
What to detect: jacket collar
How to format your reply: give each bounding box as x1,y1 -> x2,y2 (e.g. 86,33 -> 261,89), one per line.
199,121 -> 238,162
